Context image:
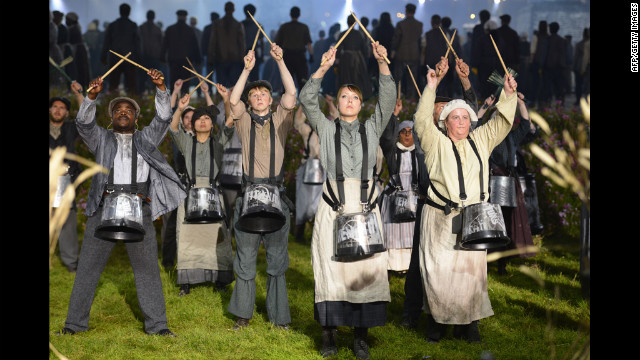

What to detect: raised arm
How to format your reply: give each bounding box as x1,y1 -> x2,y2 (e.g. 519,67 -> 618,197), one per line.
300,46 -> 337,132
170,79 -> 184,109
370,42 -> 396,134
170,93 -> 191,132
455,58 -> 479,113
214,83 -> 235,128
229,50 -> 254,118
70,80 -> 84,106
272,43 -> 297,110
413,68 -> 439,154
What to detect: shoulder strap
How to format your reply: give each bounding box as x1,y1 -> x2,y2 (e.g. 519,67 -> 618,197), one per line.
467,136 -> 485,201
248,115 -> 276,185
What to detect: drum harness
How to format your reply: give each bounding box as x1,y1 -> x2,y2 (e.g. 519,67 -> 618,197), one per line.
322,120 -> 377,214
102,139 -> 150,204
186,134 -> 217,189
381,146 -> 419,201
242,115 -> 295,211
424,135 -> 486,215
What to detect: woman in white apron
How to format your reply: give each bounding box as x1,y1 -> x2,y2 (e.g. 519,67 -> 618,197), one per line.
379,99 -> 419,273
413,59 -> 518,343
169,85 -> 236,296
300,42 -> 396,359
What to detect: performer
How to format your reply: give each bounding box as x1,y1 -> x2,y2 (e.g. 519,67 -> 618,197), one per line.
488,91 -> 538,275
413,66 -> 518,343
293,105 -> 325,243
169,83 -> 236,296
300,41 -> 396,359
226,43 -> 297,330
378,99 -> 419,273
401,56 -> 480,330
57,69 -> 185,337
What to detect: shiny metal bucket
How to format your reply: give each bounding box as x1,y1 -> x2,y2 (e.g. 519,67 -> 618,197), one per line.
334,212 -> 385,258
460,202 -> 510,250
185,187 -> 226,223
237,183 -> 286,233
219,147 -> 243,189
489,175 -> 517,207
389,189 -> 418,222
95,192 -> 145,241
53,174 -> 72,208
302,158 -> 325,184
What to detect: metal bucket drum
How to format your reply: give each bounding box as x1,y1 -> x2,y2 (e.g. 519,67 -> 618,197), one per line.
489,175 -> 517,207
334,212 -> 385,258
302,158 -> 325,184
220,147 -> 243,189
460,202 -> 511,250
184,187 -> 226,223
389,189 -> 418,222
95,192 -> 145,241
53,174 -> 72,208
237,183 -> 286,233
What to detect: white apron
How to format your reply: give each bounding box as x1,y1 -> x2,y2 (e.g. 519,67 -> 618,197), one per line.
311,178 -> 390,304
419,204 -> 494,324
176,177 -> 234,271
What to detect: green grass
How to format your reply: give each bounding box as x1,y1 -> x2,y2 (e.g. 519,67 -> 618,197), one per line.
49,222 -> 589,360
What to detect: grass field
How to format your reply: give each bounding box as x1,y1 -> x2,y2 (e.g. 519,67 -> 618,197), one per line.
49,222 -> 589,360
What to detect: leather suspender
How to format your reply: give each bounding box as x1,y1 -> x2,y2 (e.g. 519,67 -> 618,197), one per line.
323,121 -> 376,212
188,135 -> 216,188
427,135 -> 485,214
248,115 -> 276,186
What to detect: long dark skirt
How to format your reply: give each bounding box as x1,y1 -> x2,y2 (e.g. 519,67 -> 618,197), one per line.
493,167 -> 535,258
314,300 -> 387,328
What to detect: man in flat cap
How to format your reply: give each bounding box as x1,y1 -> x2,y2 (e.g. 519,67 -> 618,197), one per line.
49,85 -> 83,273
56,68 -> 186,337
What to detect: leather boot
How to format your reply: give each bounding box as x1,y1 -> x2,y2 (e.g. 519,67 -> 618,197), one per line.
320,326 -> 337,357
353,327 -> 370,359
426,314 -> 446,343
453,321 -> 482,344
178,283 -> 190,296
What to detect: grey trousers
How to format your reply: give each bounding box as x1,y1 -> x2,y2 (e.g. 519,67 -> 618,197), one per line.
58,208 -> 79,270
160,209 -> 177,268
227,196 -> 291,325
64,203 -> 169,334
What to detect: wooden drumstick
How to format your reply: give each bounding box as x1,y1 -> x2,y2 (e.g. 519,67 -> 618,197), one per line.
246,31 -> 262,68
186,57 -> 197,72
489,34 -> 510,76
189,70 -> 214,97
350,11 -> 390,64
439,27 -> 459,60
109,50 -> 165,80
320,22 -> 356,66
86,51 -> 131,93
251,29 -> 260,51
407,65 -> 421,97
182,66 -> 216,87
246,11 -> 281,60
